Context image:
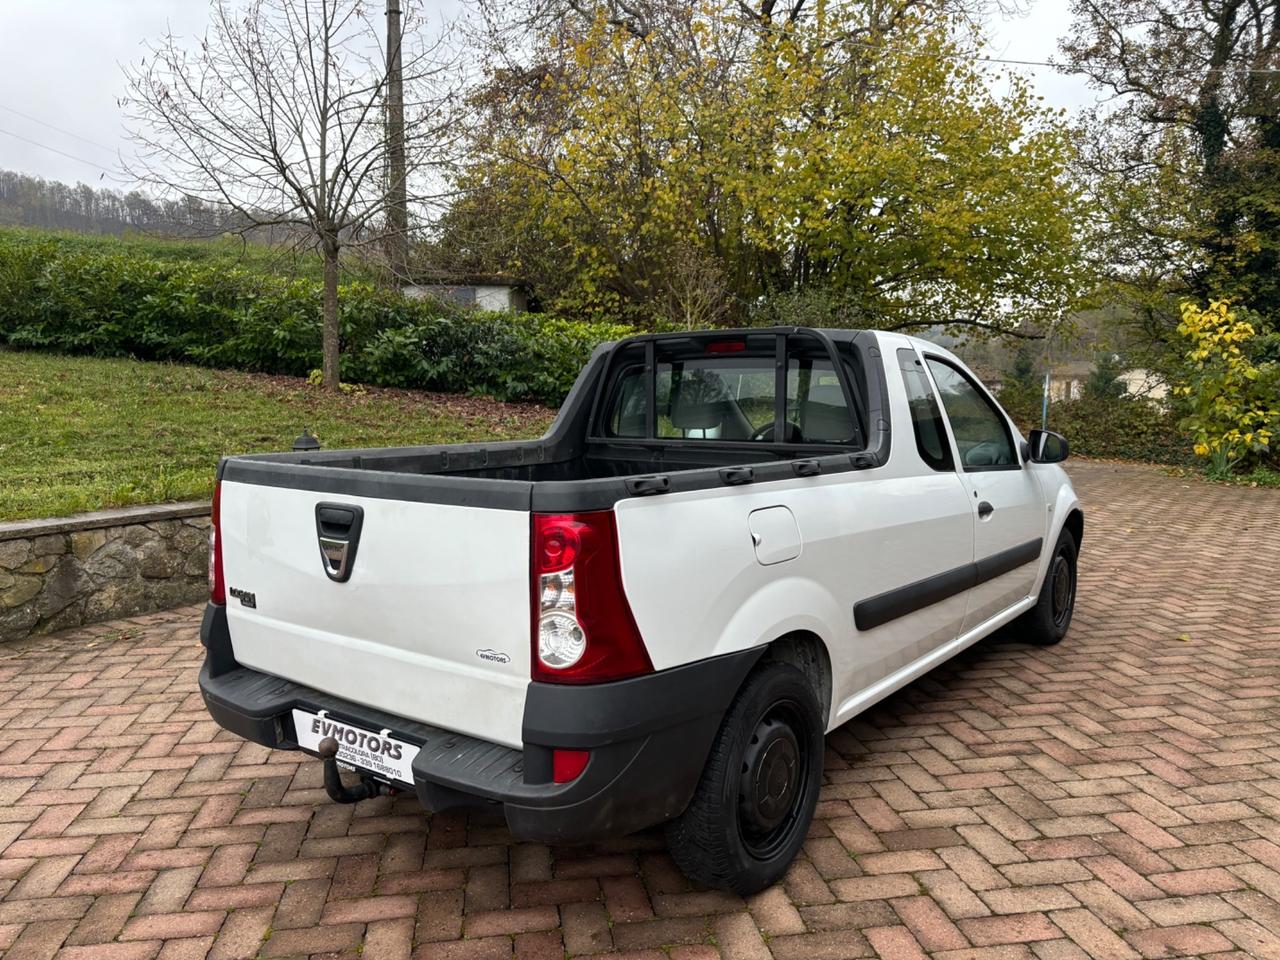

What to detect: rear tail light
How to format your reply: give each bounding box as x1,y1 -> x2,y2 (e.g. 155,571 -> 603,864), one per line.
209,481 -> 226,605
531,512 -> 652,683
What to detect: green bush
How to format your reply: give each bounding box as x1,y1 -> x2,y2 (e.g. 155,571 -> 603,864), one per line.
0,231 -> 630,404
999,385 -> 1193,466
1049,396 -> 1195,465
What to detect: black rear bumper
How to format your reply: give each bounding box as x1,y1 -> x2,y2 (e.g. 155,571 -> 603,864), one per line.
198,604 -> 762,843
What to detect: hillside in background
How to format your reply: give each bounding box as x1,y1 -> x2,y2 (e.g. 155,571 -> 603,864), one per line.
0,168 -> 241,236
0,225 -> 329,279
0,169 -> 313,252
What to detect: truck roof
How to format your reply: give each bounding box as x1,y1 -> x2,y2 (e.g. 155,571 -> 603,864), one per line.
609,325 -> 863,346
605,325 -> 964,367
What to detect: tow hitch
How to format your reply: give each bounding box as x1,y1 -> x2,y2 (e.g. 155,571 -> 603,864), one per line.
317,736 -> 394,804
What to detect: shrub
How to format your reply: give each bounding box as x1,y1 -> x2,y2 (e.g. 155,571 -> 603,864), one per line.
1175,300 -> 1279,474
1000,385 -> 1193,466
1044,395 -> 1195,465
0,231 -> 630,405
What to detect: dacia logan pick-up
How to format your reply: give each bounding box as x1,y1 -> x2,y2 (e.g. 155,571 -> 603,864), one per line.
199,326 -> 1082,893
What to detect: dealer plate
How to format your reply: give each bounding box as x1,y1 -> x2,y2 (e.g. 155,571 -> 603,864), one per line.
291,708 -> 419,785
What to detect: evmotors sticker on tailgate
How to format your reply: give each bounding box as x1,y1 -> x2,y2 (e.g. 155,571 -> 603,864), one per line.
291,709 -> 419,784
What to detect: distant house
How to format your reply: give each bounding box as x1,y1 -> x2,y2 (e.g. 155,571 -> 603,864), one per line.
1118,368 -> 1169,401
1048,362 -> 1168,403
403,276 -> 530,313
1047,361 -> 1093,402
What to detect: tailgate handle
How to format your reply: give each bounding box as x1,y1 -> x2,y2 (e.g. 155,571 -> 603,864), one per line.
315,503 -> 364,582
317,505 -> 358,536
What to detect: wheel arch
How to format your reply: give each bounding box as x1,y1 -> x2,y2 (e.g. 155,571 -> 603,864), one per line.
1064,507 -> 1084,548
759,630 -> 833,732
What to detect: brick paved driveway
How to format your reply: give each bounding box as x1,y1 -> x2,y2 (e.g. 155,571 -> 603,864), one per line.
2,461 -> 1279,960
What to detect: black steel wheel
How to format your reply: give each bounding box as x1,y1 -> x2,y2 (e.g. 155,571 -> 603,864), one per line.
1018,527 -> 1078,646
666,661 -> 823,894
1049,551 -> 1076,630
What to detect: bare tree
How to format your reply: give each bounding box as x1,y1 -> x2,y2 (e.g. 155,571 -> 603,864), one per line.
663,243 -> 733,330
123,0 -> 459,389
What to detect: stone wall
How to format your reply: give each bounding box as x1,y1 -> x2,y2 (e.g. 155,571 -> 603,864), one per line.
0,502 -> 211,643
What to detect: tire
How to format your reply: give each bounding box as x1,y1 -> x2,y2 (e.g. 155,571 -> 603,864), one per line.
1018,528 -> 1078,645
665,661 -> 824,894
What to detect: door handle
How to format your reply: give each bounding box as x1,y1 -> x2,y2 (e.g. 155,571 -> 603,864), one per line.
977,500 -> 994,518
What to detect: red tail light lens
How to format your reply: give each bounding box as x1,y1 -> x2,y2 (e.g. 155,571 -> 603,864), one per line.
536,517 -> 581,573
531,511 -> 652,684
209,481 -> 226,605
552,749 -> 590,783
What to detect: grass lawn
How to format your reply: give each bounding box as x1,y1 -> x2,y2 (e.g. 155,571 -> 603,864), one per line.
0,349 -> 554,521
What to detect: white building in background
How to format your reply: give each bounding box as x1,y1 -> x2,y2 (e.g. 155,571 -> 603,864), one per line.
1118,368 -> 1170,401
1047,361 -> 1092,402
404,277 -> 530,313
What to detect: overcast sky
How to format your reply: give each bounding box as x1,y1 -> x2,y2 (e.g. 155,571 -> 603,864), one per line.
0,0 -> 1096,188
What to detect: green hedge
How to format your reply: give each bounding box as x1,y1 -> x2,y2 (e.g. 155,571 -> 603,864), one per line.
999,388 -> 1194,466
0,232 -> 630,405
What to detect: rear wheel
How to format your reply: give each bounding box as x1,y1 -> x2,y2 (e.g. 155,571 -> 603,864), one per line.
1018,528 -> 1077,645
665,661 -> 823,894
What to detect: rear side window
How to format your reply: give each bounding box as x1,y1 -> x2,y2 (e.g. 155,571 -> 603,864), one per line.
897,349 -> 953,471
924,357 -> 1017,469
607,367 -> 648,437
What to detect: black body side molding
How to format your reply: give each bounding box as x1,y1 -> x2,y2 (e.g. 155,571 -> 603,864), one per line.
854,538 -> 1043,632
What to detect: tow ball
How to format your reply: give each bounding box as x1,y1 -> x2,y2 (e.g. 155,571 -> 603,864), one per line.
317,736 -> 393,804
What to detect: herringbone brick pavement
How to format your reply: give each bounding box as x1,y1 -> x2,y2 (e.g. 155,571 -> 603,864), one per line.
1,461 -> 1278,959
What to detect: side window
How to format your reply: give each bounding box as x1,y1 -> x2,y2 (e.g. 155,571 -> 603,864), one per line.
896,349 -> 953,471
924,357 -> 1017,469
606,367 -> 647,437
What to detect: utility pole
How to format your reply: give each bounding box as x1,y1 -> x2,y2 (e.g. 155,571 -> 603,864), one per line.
385,0 -> 409,284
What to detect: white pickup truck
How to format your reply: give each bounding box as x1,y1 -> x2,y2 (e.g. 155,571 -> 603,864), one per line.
199,326 -> 1082,893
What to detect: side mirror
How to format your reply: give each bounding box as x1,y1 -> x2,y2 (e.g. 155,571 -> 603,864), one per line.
1027,429 -> 1069,464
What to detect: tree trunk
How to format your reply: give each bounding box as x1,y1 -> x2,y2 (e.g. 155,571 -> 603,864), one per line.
322,246 -> 341,391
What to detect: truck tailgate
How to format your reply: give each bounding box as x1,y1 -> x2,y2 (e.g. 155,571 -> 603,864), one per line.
217,479 -> 531,748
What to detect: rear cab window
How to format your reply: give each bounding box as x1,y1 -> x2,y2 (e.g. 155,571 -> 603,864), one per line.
597,334 -> 867,449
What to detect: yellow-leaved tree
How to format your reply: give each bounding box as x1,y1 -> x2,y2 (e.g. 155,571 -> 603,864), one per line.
1176,300 -> 1279,475
444,1 -> 1090,333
